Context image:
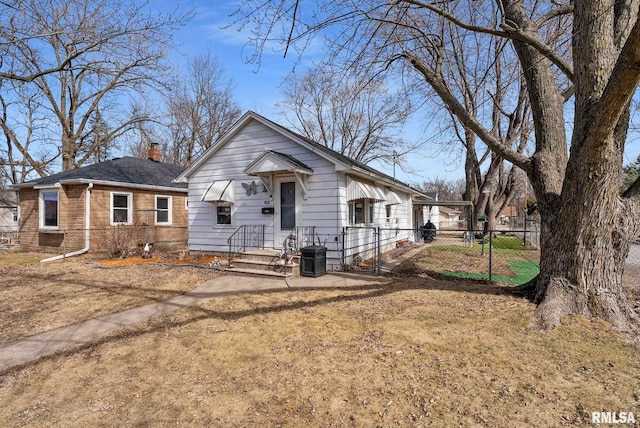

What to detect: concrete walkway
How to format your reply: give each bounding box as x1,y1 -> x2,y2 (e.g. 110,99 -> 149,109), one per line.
0,272 -> 386,373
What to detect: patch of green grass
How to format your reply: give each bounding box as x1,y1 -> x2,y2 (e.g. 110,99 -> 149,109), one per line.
490,235 -> 527,250
443,259 -> 540,285
434,235 -> 531,254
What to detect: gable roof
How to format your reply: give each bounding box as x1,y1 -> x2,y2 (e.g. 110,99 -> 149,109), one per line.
13,157 -> 187,192
175,111 -> 428,197
439,206 -> 462,215
244,150 -> 314,176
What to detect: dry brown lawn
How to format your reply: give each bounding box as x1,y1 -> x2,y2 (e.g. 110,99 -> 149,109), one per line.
0,253 -> 218,343
0,252 -> 638,426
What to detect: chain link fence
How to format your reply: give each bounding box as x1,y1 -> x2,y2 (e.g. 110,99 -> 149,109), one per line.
0,225 -> 187,268
3,225 -> 639,289
341,226 -> 640,287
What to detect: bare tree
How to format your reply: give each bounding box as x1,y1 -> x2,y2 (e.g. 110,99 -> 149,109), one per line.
0,79 -> 58,183
166,53 -> 241,167
438,15 -> 534,231
0,0 -> 190,172
232,0 -> 640,332
278,65 -> 416,166
417,177 -> 466,201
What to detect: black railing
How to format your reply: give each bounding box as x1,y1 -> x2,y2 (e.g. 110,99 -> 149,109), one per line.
227,225 -> 265,265
295,225 -> 316,248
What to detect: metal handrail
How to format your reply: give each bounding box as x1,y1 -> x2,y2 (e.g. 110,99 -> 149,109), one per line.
295,225 -> 316,248
227,225 -> 265,265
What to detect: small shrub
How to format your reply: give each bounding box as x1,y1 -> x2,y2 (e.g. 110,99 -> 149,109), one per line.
102,224 -> 140,258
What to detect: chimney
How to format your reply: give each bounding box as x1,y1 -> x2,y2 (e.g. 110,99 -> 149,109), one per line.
148,142 -> 161,162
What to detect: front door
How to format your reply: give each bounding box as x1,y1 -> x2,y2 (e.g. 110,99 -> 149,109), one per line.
276,179 -> 297,248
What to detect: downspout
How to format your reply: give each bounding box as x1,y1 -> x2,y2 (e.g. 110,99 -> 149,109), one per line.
41,183 -> 92,262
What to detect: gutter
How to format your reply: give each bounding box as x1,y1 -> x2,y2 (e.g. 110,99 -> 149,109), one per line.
41,183 -> 93,262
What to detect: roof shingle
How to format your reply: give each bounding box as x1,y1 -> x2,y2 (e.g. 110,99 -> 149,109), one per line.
20,157 -> 186,189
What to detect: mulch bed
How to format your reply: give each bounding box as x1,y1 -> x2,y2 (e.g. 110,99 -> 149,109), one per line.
98,254 -> 217,267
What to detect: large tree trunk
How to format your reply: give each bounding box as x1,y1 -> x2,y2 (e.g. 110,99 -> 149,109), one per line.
529,152 -> 640,332
61,134 -> 77,171
504,0 -> 640,332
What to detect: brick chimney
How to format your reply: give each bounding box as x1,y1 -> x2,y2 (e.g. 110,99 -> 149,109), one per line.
148,142 -> 161,161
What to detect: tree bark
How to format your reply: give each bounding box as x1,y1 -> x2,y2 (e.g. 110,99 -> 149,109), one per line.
507,0 -> 640,332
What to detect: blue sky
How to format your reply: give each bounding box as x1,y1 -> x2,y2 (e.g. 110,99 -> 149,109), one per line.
156,0 -> 640,185
156,0 -> 453,186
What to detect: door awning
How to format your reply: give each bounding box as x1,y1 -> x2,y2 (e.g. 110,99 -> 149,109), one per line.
202,179 -> 235,203
244,150 -> 314,176
385,189 -> 403,205
346,177 -> 387,202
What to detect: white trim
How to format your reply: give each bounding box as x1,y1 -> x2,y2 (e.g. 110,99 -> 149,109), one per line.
110,191 -> 133,225
26,179 -> 186,193
293,171 -> 309,200
243,150 -> 314,176
274,177 -> 301,247
348,199 -> 376,226
155,195 -> 173,225
39,189 -> 59,230
214,202 -> 234,227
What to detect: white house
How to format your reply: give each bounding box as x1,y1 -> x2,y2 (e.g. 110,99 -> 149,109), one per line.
174,111 -> 430,270
0,189 -> 19,231
438,206 -> 462,228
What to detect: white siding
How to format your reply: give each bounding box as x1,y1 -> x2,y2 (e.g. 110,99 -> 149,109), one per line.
337,172 -> 418,267
185,118 -> 420,270
187,120 -> 343,266
0,207 -> 19,230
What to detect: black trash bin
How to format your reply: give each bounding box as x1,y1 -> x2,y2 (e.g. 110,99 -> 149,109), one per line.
300,245 -> 327,278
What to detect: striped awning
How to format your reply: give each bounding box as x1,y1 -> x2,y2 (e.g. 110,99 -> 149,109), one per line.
201,179 -> 235,203
385,190 -> 403,205
346,177 -> 387,202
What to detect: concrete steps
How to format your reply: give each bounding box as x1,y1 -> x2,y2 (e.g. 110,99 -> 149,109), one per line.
226,249 -> 300,279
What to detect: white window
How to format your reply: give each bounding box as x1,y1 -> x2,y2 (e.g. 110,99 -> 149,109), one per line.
215,203 -> 232,226
12,207 -> 18,223
348,199 -> 376,225
385,205 -> 392,223
155,195 -> 172,225
110,192 -> 132,225
39,190 -> 59,229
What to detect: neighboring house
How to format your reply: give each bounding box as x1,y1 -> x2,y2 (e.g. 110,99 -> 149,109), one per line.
438,206 -> 462,228
12,145 -> 188,255
174,111 -> 430,270
500,205 -> 519,225
0,189 -> 19,231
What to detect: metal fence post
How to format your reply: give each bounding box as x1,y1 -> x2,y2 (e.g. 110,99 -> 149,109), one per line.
341,227 -> 346,271
376,226 -> 381,276
488,230 -> 493,282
